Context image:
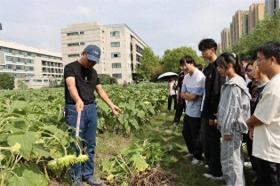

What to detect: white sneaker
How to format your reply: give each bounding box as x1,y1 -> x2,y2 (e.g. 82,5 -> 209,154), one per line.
191,158 -> 203,165
244,161 -> 252,167
184,153 -> 193,158
172,122 -> 178,127
203,173 -> 223,180
203,173 -> 213,179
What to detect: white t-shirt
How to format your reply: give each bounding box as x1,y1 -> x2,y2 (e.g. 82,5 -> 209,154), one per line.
253,73 -> 280,163
181,68 -> 205,118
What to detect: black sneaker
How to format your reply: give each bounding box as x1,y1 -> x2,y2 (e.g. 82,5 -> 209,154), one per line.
84,177 -> 102,186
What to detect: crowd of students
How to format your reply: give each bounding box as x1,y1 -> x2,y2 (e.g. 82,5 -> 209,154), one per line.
172,39 -> 280,186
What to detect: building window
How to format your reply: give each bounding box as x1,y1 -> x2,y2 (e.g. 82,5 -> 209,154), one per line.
112,63 -> 122,68
112,73 -> 122,79
67,32 -> 79,36
80,31 -> 85,35
5,64 -> 13,69
110,31 -> 120,37
136,54 -> 141,62
111,42 -> 120,47
25,66 -> 33,71
67,42 -> 80,47
6,56 -> 13,61
68,54 -> 80,58
136,45 -> 144,54
80,42 -> 85,45
111,52 -> 121,58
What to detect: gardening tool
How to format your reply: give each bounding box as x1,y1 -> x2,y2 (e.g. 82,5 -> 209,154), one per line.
75,111 -> 81,138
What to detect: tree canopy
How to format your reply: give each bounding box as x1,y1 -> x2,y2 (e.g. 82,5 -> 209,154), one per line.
231,11 -> 280,56
161,47 -> 205,73
136,47 -> 162,80
0,73 -> 14,90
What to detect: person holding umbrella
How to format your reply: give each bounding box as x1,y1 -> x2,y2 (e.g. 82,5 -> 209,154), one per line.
157,72 -> 179,112
167,77 -> 177,111
64,45 -> 122,186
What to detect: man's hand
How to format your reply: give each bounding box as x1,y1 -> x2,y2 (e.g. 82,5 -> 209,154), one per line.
209,119 -> 217,126
110,105 -> 122,116
75,99 -> 84,112
180,92 -> 185,99
223,134 -> 233,141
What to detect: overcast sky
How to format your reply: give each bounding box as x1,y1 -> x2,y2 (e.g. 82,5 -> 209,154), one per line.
0,0 -> 264,56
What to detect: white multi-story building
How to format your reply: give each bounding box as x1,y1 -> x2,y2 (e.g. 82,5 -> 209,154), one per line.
265,0 -> 280,16
0,39 -> 63,89
61,23 -> 148,84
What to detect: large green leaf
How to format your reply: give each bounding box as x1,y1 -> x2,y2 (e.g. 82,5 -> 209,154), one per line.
32,144 -> 50,158
130,153 -> 149,172
7,164 -> 48,186
7,131 -> 38,159
101,159 -> 117,174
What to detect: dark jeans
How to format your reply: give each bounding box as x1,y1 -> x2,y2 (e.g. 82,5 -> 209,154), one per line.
168,95 -> 177,111
182,115 -> 203,160
254,157 -> 280,186
202,117 -> 222,177
65,103 -> 98,183
245,133 -> 257,172
173,97 -> 185,123
201,118 -> 209,164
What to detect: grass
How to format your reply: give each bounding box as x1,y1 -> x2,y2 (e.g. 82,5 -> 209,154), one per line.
94,109 -> 226,185
51,107 -> 255,185
134,111 -> 223,186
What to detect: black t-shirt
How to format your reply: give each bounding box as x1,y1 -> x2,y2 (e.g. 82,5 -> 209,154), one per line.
64,61 -> 100,105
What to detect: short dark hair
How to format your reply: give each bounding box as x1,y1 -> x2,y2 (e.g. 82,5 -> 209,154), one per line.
254,41 -> 280,64
241,55 -> 253,62
245,62 -> 254,72
198,38 -> 217,51
179,55 -> 196,66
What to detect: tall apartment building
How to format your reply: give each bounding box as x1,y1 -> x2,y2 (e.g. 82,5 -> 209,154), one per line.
265,0 -> 280,16
248,3 -> 265,33
226,3 -> 264,48
61,23 -> 148,84
0,39 -> 63,88
242,11 -> 249,35
221,27 -> 231,51
231,10 -> 248,46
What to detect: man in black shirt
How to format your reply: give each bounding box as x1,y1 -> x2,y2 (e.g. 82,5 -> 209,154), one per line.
64,45 -> 121,186
198,39 -> 225,180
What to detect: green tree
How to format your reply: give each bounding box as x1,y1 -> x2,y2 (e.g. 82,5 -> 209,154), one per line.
136,47 -> 162,80
17,80 -> 28,89
0,73 -> 14,90
231,10 -> 280,55
98,74 -> 118,84
161,47 -> 205,73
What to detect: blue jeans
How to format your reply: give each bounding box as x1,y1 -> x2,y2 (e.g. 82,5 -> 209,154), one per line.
64,103 -> 98,183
